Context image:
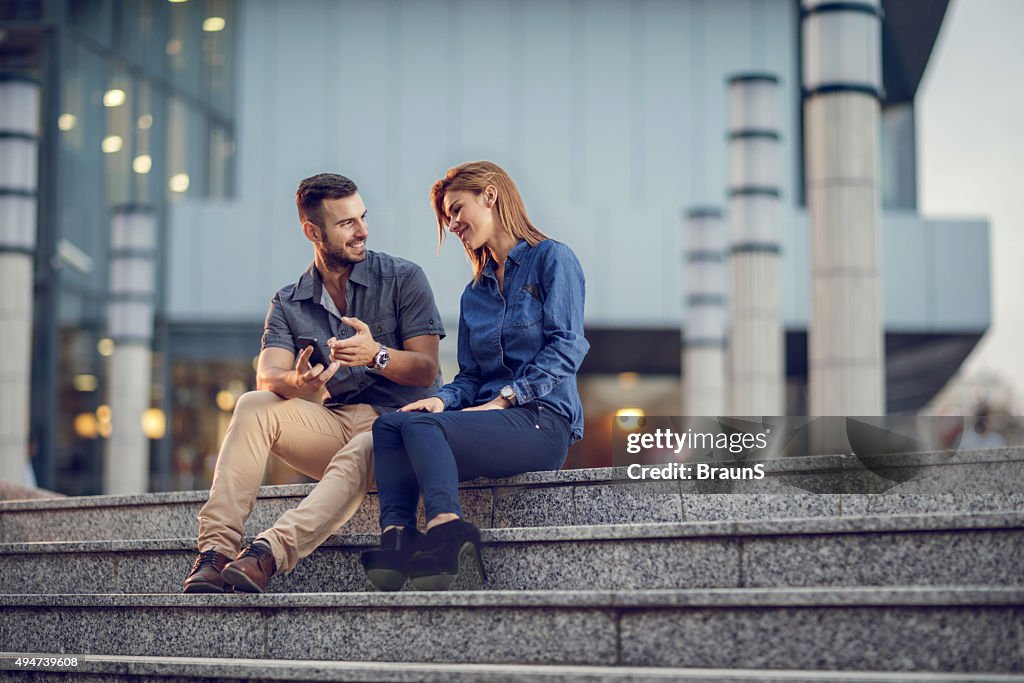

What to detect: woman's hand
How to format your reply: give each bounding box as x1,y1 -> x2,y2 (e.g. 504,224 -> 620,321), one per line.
399,397 -> 444,413
463,397 -> 511,412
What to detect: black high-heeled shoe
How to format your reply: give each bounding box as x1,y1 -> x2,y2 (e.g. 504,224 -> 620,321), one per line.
360,526 -> 422,591
405,518 -> 486,591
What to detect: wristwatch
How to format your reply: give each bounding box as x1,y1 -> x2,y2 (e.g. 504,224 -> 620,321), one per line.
369,344 -> 390,370
500,385 -> 518,406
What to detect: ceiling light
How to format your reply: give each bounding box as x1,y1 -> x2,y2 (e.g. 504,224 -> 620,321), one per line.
133,155 -> 153,174
101,135 -> 123,153
169,173 -> 190,193
203,17 -> 226,32
98,338 -> 115,357
103,89 -> 126,107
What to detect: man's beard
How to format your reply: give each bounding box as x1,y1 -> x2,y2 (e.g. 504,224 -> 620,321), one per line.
318,240 -> 365,271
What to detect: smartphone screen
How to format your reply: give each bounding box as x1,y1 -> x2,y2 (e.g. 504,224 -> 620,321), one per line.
296,336 -> 329,368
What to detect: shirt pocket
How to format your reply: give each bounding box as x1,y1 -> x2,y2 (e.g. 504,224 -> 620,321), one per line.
509,285 -> 544,328
369,314 -> 399,347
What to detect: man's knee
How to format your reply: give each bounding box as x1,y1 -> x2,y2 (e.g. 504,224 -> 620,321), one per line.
232,390 -> 282,421
338,430 -> 374,460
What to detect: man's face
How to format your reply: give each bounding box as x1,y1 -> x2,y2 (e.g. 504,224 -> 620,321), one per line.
314,193 -> 369,269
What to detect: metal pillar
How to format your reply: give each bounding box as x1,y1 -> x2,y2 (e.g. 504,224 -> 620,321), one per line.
727,73 -> 783,416
683,207 -> 727,417
0,75 -> 40,485
802,0 -> 885,416
104,205 -> 157,494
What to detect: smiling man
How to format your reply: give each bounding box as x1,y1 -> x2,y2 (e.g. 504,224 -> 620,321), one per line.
183,173 -> 446,593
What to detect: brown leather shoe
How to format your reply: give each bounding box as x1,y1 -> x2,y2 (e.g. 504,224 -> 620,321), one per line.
221,540 -> 277,593
183,549 -> 232,593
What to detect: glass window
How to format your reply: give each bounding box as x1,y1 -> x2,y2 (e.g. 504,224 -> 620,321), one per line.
201,0 -> 235,117
104,68 -> 134,207
166,0 -> 202,100
208,123 -> 233,199
165,95 -> 192,198
69,0 -> 114,47
59,38 -> 108,293
43,0 -> 239,494
130,80 -> 162,204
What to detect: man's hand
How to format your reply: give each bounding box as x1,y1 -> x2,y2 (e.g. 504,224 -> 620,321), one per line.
463,397 -> 511,412
399,397 -> 444,413
290,345 -> 341,395
329,317 -> 380,367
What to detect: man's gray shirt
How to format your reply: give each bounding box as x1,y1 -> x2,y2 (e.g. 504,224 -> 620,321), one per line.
261,251 -> 446,413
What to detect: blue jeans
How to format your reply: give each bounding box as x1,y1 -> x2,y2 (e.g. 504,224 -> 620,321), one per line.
373,402 -> 571,528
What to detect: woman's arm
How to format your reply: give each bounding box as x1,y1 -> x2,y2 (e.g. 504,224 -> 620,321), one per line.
510,241 -> 589,404
433,310 -> 483,410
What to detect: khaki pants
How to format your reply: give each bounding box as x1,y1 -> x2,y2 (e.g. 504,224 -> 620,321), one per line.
197,390 -> 378,574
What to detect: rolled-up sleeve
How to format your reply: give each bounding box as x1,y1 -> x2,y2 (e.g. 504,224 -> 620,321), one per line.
261,292 -> 296,352
511,242 -> 589,404
396,265 -> 446,341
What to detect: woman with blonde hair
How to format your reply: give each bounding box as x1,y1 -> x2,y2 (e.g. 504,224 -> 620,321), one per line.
360,160 -> 589,591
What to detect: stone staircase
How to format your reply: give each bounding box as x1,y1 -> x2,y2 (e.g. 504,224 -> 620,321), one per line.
1,448 -> 1022,681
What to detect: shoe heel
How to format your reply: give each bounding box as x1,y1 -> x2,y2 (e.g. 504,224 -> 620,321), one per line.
470,542 -> 487,583
366,568 -> 407,592
221,566 -> 265,594
410,573 -> 457,591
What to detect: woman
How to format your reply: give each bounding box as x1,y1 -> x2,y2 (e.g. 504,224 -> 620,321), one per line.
361,161 -> 589,591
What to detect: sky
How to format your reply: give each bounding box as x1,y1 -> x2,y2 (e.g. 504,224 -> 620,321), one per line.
918,0 -> 1024,408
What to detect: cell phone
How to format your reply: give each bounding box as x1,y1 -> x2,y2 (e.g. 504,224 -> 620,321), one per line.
296,336 -> 329,368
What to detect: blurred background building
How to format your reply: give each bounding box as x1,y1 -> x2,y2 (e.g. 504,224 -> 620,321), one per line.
0,0 -> 991,495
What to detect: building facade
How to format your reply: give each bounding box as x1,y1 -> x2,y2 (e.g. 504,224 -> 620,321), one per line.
1,0 -> 987,494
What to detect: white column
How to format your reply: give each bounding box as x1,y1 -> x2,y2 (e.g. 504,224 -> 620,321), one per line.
802,0 -> 885,416
683,208 -> 727,416
0,75 -> 40,485
104,206 -> 157,494
727,73 -> 783,416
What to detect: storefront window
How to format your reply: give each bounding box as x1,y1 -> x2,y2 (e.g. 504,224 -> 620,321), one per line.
41,1 -> 237,493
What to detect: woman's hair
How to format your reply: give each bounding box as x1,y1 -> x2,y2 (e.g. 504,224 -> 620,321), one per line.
430,160 -> 547,283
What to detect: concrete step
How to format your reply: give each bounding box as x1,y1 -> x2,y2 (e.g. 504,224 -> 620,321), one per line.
0,480 -> 63,502
0,588 -> 1020,673
1,512 -> 1021,594
3,654 -> 1023,683
2,449 -> 1022,544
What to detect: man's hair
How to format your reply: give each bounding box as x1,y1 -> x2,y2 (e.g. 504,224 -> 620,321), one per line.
296,173 -> 358,229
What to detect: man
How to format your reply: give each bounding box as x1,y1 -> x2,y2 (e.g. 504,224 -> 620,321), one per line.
183,173 -> 445,593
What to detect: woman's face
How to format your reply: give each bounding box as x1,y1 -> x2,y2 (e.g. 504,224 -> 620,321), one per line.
443,188 -> 497,251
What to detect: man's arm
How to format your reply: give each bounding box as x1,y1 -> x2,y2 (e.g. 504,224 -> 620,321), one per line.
328,319 -> 439,388
257,346 -> 341,402
433,311 -> 482,410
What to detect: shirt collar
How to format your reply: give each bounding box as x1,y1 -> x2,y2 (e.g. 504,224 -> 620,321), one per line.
349,256 -> 369,287
292,262 -> 321,301
483,239 -> 529,277
507,239 -> 530,265
291,257 -> 370,301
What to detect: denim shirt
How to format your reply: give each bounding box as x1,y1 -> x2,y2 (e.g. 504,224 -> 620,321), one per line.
434,239 -> 590,442
261,253 -> 446,413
